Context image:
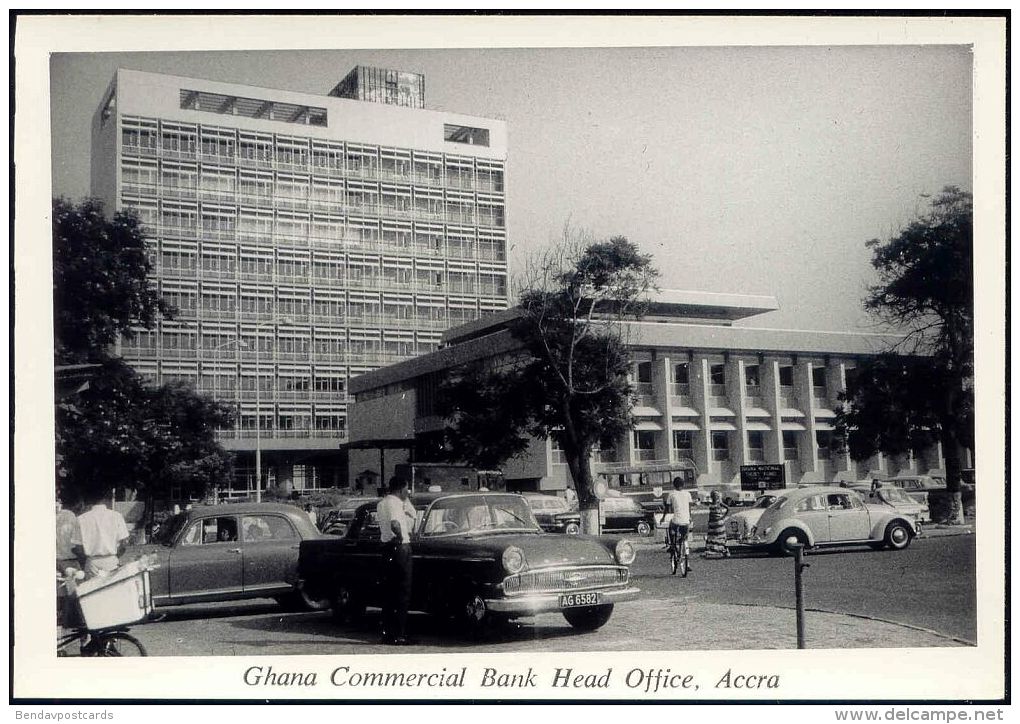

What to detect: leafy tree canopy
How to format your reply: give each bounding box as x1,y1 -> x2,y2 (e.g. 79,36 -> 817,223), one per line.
838,187 -> 974,514
438,231 -> 658,520
53,197 -> 174,364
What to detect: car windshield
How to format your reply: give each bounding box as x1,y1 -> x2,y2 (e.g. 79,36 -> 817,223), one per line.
420,495 -> 541,537
528,498 -> 568,512
753,496 -> 777,509
879,487 -> 915,505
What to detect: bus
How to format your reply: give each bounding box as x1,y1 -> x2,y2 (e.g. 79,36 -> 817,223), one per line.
595,458 -> 699,514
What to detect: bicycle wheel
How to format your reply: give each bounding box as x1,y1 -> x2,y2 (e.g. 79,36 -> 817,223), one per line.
679,540 -> 690,578
669,545 -> 679,575
95,632 -> 147,657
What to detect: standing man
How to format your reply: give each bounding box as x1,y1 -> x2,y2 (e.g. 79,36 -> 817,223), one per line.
376,476 -> 416,645
55,494 -> 86,574
660,477 -> 694,567
77,490 -> 130,578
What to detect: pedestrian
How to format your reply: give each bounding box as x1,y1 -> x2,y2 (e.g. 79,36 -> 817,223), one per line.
304,503 -> 318,529
376,476 -> 416,645
55,491 -> 87,629
660,477 -> 694,568
703,491 -> 730,559
564,486 -> 577,508
77,489 -> 130,578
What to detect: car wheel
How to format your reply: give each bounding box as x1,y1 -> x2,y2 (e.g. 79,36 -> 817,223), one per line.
563,604 -> 614,631
564,522 -> 581,535
331,584 -> 366,623
883,521 -> 913,551
277,586 -> 330,612
777,528 -> 808,556
636,521 -> 653,537
460,592 -> 490,637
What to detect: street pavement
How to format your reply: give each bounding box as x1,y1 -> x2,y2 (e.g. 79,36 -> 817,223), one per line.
121,527 -> 974,656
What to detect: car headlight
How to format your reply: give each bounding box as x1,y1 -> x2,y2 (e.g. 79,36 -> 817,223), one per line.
501,546 -> 526,574
614,539 -> 636,566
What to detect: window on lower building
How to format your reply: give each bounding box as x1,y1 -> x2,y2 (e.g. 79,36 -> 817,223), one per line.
779,365 -> 794,387
748,431 -> 765,461
710,364 -> 726,385
711,431 -> 729,461
782,431 -> 799,460
673,430 -> 694,458
812,366 -> 827,388
633,430 -> 656,451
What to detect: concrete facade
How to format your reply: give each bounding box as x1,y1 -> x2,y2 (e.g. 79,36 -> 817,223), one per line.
348,293 -> 946,492
91,67 -> 509,496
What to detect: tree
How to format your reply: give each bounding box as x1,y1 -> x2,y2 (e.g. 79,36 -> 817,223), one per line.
53,198 -> 174,364
836,187 -> 973,523
53,198 -> 234,507
439,231 -> 659,532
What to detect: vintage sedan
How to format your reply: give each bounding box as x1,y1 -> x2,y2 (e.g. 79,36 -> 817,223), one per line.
849,484 -> 930,525
522,493 -> 581,535
126,502 -> 328,611
740,486 -> 920,554
319,496 -> 381,537
725,494 -> 779,541
299,492 -> 640,632
600,495 -> 657,536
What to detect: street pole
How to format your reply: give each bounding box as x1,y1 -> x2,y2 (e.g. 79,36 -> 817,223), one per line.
789,540 -> 809,649
255,339 -> 262,503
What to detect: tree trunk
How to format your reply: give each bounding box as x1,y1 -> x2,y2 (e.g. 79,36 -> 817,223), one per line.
564,444 -> 600,534
939,423 -> 966,525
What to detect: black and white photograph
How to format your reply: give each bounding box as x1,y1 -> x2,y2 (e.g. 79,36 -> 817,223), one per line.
12,13 -> 1007,706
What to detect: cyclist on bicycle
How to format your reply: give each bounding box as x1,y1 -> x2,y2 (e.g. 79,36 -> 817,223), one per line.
661,477 -> 694,563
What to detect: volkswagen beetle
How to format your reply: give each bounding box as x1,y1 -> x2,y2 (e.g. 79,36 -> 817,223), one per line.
740,486 -> 919,554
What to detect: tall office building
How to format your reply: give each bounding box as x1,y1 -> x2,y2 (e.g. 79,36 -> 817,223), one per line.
90,67 -> 509,497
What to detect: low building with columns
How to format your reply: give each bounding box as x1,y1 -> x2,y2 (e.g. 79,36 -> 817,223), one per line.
347,290 -> 946,493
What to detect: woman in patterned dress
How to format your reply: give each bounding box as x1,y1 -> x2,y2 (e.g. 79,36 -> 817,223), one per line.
703,491 -> 730,559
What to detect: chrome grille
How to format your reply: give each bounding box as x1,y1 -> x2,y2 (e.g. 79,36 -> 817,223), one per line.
502,566 -> 628,596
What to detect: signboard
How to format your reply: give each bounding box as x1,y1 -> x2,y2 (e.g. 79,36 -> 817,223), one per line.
740,464 -> 786,491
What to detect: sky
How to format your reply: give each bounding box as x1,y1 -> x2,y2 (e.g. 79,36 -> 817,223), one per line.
49,45 -> 973,333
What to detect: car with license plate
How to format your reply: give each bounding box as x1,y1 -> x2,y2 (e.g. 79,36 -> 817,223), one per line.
849,484 -> 930,525
299,492 -> 640,633
740,486 -> 919,553
522,493 -> 581,535
124,502 -> 329,611
725,494 -> 779,541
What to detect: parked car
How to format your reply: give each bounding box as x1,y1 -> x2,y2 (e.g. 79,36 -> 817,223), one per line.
125,502 -> 329,611
522,494 -> 581,535
701,484 -> 758,507
881,476 -> 942,505
739,486 -> 920,554
600,495 -> 657,536
725,494 -> 779,541
319,496 -> 381,537
849,484 -> 930,525
299,492 -> 641,633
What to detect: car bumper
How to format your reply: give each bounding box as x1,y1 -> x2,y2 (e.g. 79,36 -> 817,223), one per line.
487,586 -> 641,614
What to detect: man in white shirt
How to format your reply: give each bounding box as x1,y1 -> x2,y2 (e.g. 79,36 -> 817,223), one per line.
661,477 -> 694,564
376,476 -> 416,645
77,492 -> 130,577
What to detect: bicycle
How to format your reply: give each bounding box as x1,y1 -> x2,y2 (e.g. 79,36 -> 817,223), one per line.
666,526 -> 691,577
56,559 -> 155,657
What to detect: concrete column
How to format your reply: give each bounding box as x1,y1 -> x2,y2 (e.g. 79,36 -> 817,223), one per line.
796,359 -> 819,480
652,352 -> 670,460
762,358 -> 784,464
690,354 -> 713,483
659,355 -> 675,462
830,360 -> 853,479
732,358 -> 750,466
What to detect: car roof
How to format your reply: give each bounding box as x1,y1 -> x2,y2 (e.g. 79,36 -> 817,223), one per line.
179,502 -> 304,516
